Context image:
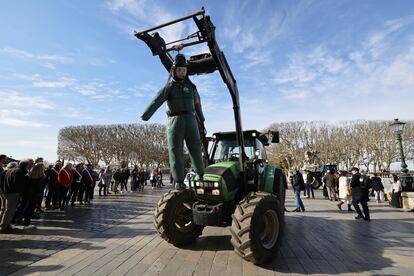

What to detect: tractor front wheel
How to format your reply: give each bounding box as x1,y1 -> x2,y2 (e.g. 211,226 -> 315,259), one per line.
230,192 -> 284,264
154,189 -> 204,246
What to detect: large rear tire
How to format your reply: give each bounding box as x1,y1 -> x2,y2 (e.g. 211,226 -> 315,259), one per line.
230,192 -> 284,264
154,189 -> 204,246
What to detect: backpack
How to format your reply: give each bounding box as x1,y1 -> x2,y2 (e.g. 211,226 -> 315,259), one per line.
360,175 -> 372,189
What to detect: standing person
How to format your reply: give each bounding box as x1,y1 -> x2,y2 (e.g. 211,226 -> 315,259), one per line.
33,158 -> 46,215
131,166 -> 139,191
323,170 -> 337,201
98,169 -> 106,196
138,168 -> 146,192
150,170 -> 157,189
292,169 -> 305,212
112,168 -> 121,193
337,171 -> 354,212
69,163 -> 83,206
103,166 -> 112,195
371,173 -> 385,203
82,164 -> 94,204
120,168 -> 129,192
0,154 -> 6,173
45,161 -> 61,210
390,174 -> 402,208
350,167 -> 370,221
304,170 -> 315,199
57,163 -> 73,210
0,160 -> 29,232
18,162 -> 45,229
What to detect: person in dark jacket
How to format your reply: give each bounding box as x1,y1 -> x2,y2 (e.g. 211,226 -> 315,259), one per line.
292,169 -> 305,212
131,166 -> 138,191
371,173 -> 385,203
120,168 -> 130,192
0,160 -> 29,232
304,170 -> 315,199
14,162 -> 44,229
323,170 -> 337,201
45,161 -> 62,210
350,167 -> 370,221
69,163 -> 83,206
112,168 -> 121,193
82,164 -> 95,204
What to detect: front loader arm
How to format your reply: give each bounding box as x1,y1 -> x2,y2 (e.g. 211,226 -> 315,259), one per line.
134,8 -> 246,186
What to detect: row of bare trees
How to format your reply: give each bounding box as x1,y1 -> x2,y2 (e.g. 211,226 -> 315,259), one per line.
266,120 -> 414,172
57,124 -> 168,167
57,120 -> 413,172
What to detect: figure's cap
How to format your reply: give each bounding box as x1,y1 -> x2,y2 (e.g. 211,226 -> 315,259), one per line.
174,54 -> 187,67
351,167 -> 359,172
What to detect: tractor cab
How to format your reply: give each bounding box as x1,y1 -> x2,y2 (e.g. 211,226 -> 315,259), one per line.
210,130 -> 267,163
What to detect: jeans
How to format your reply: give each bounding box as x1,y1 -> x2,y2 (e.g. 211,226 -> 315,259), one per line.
294,190 -> 305,211
374,190 -> 381,201
304,183 -> 314,198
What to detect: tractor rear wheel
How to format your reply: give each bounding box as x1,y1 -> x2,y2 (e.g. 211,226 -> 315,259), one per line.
230,192 -> 284,264
154,189 -> 204,246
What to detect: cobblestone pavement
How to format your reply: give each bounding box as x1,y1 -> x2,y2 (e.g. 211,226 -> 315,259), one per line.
1,187 -> 414,276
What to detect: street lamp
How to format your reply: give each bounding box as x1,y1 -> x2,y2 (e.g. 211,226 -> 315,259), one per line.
390,118 -> 413,191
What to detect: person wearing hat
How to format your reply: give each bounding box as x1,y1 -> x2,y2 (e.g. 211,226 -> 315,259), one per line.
141,54 -> 205,189
350,167 -> 370,221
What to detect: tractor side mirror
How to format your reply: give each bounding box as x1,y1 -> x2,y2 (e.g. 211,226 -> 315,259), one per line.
271,131 -> 280,143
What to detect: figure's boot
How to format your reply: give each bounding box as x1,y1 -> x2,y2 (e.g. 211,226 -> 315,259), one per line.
348,204 -> 354,212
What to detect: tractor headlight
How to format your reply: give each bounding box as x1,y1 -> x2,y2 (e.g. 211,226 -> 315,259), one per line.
252,132 -> 256,137
195,181 -> 200,187
214,182 -> 219,188
196,188 -> 204,195
212,189 -> 220,196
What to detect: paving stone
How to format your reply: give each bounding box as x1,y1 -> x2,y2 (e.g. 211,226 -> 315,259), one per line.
2,187 -> 414,275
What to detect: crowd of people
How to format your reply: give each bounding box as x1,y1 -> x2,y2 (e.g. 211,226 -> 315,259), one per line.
289,166 -> 405,221
0,154 -> 167,233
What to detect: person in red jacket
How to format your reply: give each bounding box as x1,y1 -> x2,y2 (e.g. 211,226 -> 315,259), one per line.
57,163 -> 73,210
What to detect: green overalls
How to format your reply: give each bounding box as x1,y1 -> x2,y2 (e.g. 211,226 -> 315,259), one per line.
141,79 -> 205,184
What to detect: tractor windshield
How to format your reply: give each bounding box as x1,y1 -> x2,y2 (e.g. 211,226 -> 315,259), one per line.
212,138 -> 255,163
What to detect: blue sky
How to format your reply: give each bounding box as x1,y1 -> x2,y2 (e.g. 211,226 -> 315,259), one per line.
1,0 -> 414,162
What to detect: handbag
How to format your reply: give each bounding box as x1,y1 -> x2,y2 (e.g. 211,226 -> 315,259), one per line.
346,187 -> 352,197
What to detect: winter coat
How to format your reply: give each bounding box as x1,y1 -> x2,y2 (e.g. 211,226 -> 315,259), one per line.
350,172 -> 368,202
81,169 -> 94,187
371,176 -> 384,191
2,167 -> 28,194
23,176 -> 44,199
292,171 -> 305,191
391,181 -> 402,193
338,176 -> 351,200
58,169 -> 73,187
323,173 -> 336,187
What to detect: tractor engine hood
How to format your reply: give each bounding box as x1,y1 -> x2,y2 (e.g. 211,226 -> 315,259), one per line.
203,161 -> 240,192
194,161 -> 240,203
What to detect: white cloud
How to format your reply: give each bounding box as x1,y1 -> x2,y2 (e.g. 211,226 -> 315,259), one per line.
106,0 -> 189,43
0,47 -> 73,68
0,110 -> 50,128
33,77 -> 77,88
0,91 -> 54,109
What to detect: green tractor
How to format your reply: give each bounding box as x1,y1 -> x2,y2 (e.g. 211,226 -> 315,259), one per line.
135,8 -> 286,264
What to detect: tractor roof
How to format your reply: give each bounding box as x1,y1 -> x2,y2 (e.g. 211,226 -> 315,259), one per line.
212,130 -> 269,145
